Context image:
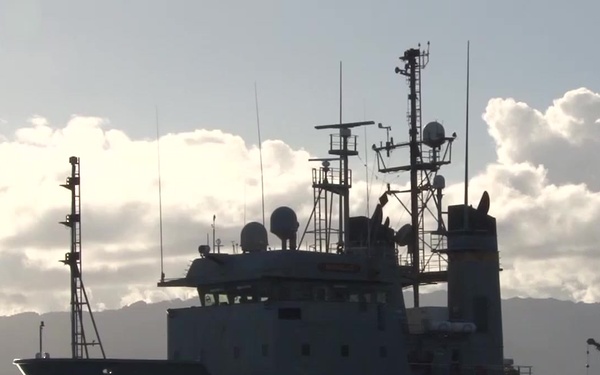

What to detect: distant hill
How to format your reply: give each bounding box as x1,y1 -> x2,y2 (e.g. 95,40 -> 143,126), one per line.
1,293 -> 597,375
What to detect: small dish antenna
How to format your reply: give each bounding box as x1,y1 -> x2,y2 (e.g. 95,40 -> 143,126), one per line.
476,191 -> 490,215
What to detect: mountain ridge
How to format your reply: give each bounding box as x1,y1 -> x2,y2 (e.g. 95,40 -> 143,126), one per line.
1,293 -> 596,375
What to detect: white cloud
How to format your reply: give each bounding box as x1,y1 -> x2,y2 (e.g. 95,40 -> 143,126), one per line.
484,88 -> 600,189
0,116 -> 315,314
3,87 -> 600,314
477,87 -> 600,302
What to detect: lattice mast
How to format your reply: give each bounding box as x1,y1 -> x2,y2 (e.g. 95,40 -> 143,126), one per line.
300,122 -> 375,252
405,46 -> 426,307
60,156 -> 105,359
373,44 -> 455,307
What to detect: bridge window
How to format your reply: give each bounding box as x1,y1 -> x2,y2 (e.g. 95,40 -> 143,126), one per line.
279,307 -> 302,320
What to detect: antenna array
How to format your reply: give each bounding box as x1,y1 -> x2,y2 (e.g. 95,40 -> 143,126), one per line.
372,43 -> 456,307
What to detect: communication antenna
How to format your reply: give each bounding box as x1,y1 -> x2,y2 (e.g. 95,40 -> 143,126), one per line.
339,61 -> 343,124
464,41 -> 471,229
338,61 -> 344,248
373,42 -> 457,307
156,106 -> 165,282
363,100 -> 369,217
37,321 -> 44,358
254,82 -> 266,226
212,215 -> 216,253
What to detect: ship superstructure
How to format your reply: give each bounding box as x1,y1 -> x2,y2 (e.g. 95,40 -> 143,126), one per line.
13,44 -> 531,375
159,120 -> 413,375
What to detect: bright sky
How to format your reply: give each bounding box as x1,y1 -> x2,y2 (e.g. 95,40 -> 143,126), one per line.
0,0 -> 599,314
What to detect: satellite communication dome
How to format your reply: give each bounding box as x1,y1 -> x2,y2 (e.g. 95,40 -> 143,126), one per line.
240,222 -> 268,253
423,121 -> 446,148
270,206 -> 299,240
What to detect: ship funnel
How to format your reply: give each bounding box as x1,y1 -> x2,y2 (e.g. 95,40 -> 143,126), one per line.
240,222 -> 268,253
270,206 -> 299,250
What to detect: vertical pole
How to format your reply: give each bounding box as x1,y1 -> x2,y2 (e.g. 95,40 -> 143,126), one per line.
338,61 -> 343,250
254,82 -> 266,227
69,159 -> 78,358
155,106 -> 165,282
39,321 -> 44,357
464,40 -> 471,230
212,215 -> 216,253
407,51 -> 420,308
342,133 -> 350,252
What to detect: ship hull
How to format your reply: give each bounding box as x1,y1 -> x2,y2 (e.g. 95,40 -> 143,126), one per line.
13,358 -> 210,375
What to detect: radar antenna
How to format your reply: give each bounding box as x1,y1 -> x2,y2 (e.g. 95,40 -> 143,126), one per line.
300,121 -> 375,252
299,62 -> 377,252
59,156 -> 106,359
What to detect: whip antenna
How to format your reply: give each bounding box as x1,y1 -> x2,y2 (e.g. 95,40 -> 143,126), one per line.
255,82 -> 266,226
156,106 -> 165,282
464,41 -> 471,229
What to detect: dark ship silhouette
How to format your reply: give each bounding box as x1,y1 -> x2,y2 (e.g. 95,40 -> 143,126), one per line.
14,44 -> 531,375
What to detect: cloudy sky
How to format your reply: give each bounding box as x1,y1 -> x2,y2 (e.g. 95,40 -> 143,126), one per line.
0,0 -> 599,314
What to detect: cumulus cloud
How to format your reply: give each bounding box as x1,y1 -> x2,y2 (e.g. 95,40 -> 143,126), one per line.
485,88 -> 600,189
0,115 -> 317,314
478,87 -> 600,302
3,87 -> 600,315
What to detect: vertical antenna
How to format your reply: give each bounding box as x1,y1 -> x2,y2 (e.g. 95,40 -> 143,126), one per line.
339,61 -> 343,124
212,215 -> 216,253
464,41 -> 470,229
243,182 -> 247,225
38,321 -> 44,357
156,106 -> 165,282
364,100 -> 370,254
254,82 -> 266,226
338,61 -> 343,247
363,100 -> 369,217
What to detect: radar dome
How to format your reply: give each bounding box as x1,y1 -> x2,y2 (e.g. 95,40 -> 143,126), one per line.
271,206 -> 299,250
240,222 -> 268,253
423,121 -> 446,148
270,206 -> 299,240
